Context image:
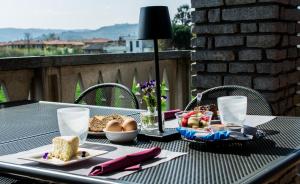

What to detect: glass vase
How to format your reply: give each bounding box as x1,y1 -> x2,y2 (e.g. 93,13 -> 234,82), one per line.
141,107 -> 164,131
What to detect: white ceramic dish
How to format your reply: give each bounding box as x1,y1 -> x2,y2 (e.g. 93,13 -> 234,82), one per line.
104,129 -> 138,143
19,148 -> 107,166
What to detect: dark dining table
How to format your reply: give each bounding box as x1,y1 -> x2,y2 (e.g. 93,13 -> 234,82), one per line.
0,101 -> 299,184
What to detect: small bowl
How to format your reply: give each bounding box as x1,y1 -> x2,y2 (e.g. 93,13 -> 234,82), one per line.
175,111 -> 213,128
103,129 -> 138,143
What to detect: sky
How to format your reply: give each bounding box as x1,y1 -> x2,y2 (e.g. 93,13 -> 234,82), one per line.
0,0 -> 190,30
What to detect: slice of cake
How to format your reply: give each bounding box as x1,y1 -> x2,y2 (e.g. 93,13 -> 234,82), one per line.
51,136 -> 79,161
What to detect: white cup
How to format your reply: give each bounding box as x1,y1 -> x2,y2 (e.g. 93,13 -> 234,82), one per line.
217,96 -> 247,128
57,107 -> 90,144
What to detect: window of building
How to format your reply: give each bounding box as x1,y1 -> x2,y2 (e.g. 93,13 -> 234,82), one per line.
136,41 -> 139,48
130,41 -> 133,52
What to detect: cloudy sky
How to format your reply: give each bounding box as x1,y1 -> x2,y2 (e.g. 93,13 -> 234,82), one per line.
0,0 -> 190,29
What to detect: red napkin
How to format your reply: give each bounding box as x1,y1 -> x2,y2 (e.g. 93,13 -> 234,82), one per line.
164,109 -> 181,120
89,147 -> 161,176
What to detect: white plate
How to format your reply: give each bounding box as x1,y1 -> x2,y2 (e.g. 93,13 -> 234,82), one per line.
104,129 -> 138,143
19,148 -> 107,166
88,131 -> 105,136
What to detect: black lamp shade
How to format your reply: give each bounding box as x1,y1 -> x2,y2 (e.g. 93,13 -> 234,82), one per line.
138,6 -> 172,40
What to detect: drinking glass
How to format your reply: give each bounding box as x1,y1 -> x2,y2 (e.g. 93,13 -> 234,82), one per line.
217,96 -> 247,129
57,107 -> 90,144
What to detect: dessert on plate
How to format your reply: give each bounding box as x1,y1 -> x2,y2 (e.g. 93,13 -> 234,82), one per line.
49,136 -> 79,161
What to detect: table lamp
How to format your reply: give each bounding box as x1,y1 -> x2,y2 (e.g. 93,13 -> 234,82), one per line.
138,6 -> 180,141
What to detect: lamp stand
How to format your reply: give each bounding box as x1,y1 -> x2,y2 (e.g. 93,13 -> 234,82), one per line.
153,39 -> 164,133
137,39 -> 180,142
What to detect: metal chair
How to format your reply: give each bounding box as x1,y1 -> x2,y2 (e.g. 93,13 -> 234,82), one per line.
74,83 -> 139,109
185,85 -> 272,115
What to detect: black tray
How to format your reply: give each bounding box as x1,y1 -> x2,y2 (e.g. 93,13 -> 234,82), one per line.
181,125 -> 266,145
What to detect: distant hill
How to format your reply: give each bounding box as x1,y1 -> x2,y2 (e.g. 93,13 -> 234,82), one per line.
0,28 -> 66,42
59,24 -> 138,40
0,23 -> 138,42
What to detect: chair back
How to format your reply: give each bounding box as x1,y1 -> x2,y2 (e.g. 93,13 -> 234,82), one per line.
74,83 -> 139,109
185,85 -> 272,115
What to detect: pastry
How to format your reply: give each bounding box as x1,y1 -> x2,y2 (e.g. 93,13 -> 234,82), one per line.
89,116 -> 106,132
106,120 -> 123,132
122,118 -> 137,131
50,136 -> 79,161
89,114 -> 126,132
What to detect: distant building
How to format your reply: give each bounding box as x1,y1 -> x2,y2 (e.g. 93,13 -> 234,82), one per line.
104,38 -> 126,53
0,42 -> 7,48
83,44 -> 105,54
44,40 -> 84,48
7,40 -> 44,49
122,35 -> 154,53
83,38 -> 112,45
0,36 -> 153,54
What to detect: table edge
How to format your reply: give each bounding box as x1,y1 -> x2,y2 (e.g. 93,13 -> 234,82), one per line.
241,148 -> 300,184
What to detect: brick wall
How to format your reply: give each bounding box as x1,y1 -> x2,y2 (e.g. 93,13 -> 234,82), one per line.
191,0 -> 300,116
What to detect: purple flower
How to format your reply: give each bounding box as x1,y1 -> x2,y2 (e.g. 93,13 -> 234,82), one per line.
141,83 -> 146,90
149,80 -> 156,87
42,152 -> 49,160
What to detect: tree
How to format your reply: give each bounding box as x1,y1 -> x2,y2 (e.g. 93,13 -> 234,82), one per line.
158,4 -> 192,50
172,24 -> 192,49
172,4 -> 192,50
158,39 -> 173,51
24,32 -> 31,53
173,4 -> 191,26
42,33 -> 60,41
48,33 -> 60,40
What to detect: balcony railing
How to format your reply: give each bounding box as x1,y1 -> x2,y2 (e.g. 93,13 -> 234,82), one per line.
0,51 -> 191,110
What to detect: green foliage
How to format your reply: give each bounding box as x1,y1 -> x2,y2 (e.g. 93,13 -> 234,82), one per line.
158,39 -> 173,51
0,47 -> 27,57
172,24 -> 192,50
0,46 -> 84,58
131,80 -> 169,111
72,47 -> 84,54
160,81 -> 168,111
158,4 -> 192,50
0,86 -> 7,103
75,82 -> 82,100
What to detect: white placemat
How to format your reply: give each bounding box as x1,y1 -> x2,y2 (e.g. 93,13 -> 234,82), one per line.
244,115 -> 276,127
0,142 -> 187,179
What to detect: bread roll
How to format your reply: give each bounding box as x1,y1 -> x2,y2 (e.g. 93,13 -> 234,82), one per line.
106,120 -> 123,132
122,118 -> 137,131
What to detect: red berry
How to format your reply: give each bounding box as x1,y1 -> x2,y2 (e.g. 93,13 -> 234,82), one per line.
181,118 -> 188,127
201,116 -> 209,122
187,111 -> 197,116
183,114 -> 190,119
184,111 -> 196,119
